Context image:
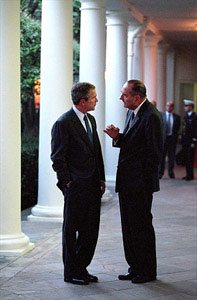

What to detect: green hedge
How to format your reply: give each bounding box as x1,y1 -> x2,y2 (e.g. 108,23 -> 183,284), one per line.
21,135 -> 38,210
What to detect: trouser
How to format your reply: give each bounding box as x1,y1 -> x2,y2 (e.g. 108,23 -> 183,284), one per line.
159,135 -> 177,176
183,145 -> 196,179
119,189 -> 157,277
62,175 -> 101,278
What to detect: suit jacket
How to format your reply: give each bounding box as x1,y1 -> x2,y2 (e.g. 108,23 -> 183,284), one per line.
182,111 -> 197,146
114,100 -> 163,194
51,108 -> 105,192
161,112 -> 181,143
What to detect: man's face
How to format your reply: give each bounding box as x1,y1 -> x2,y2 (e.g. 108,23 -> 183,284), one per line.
84,89 -> 98,112
184,104 -> 193,113
120,83 -> 139,110
166,102 -> 174,113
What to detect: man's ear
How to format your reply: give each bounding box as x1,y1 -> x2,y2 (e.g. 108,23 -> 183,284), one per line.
79,98 -> 86,106
135,94 -> 141,103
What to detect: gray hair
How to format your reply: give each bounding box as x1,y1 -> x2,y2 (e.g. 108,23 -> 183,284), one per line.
127,80 -> 146,99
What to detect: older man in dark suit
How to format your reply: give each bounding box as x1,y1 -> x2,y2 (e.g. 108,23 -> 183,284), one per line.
51,82 -> 105,285
104,80 -> 163,284
159,101 -> 181,179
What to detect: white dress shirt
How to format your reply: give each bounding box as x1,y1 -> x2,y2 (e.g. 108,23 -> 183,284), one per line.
166,111 -> 174,136
73,105 -> 92,133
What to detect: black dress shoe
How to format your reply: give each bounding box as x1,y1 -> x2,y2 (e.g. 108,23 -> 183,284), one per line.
185,177 -> 194,181
131,274 -> 156,284
64,277 -> 89,285
118,271 -> 136,280
86,273 -> 98,282
182,176 -> 194,181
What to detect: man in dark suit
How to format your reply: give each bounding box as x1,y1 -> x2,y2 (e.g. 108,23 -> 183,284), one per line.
181,99 -> 197,181
159,102 -> 181,179
51,82 -> 105,285
104,80 -> 163,284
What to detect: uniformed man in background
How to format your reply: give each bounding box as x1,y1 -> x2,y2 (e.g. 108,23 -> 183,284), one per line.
181,99 -> 197,181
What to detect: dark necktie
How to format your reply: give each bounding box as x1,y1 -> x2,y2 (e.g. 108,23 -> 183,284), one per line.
84,115 -> 93,144
123,111 -> 135,134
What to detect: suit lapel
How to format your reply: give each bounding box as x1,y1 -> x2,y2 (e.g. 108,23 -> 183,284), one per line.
88,114 -> 96,139
163,113 -> 167,123
123,110 -> 132,134
124,100 -> 155,136
124,114 -> 140,136
163,113 -> 167,131
70,109 -> 94,150
124,100 -> 149,136
172,113 -> 175,130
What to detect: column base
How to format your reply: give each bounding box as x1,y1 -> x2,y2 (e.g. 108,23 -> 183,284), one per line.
0,233 -> 35,256
106,175 -> 116,187
28,204 -> 63,222
102,188 -> 113,202
28,215 -> 63,223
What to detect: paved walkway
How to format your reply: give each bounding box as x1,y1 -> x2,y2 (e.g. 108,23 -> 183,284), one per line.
0,166 -> 197,300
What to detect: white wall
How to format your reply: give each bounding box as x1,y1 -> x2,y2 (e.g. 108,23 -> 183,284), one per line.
174,50 -> 197,116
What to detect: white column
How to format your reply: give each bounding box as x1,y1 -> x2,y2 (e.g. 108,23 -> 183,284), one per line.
28,0 -> 73,221
145,35 -> 161,102
80,0 -> 106,149
133,31 -> 146,81
166,50 -> 175,103
157,42 -> 168,111
0,0 -> 34,254
127,26 -> 135,80
128,23 -> 149,81
105,12 -> 128,185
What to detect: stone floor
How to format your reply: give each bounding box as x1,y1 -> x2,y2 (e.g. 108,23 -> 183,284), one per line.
0,166 -> 197,300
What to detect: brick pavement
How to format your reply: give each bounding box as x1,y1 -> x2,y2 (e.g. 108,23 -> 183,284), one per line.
0,166 -> 197,300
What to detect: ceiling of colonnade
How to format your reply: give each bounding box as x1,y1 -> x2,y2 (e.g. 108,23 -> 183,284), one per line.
107,0 -> 197,54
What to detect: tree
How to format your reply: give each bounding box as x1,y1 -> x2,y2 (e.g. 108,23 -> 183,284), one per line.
20,0 -> 81,133
73,0 -> 81,82
20,0 -> 41,134
21,0 -> 42,20
21,12 -> 41,134
73,0 -> 80,42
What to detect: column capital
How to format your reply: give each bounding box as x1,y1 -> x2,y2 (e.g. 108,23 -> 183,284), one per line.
128,29 -> 136,43
145,35 -> 162,47
106,11 -> 130,26
134,20 -> 150,38
80,0 -> 106,10
158,41 -> 169,54
128,24 -> 138,40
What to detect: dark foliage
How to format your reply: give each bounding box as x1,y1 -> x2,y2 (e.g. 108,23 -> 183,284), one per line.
21,0 -> 42,20
20,4 -> 41,134
21,135 -> 38,210
73,0 -> 80,81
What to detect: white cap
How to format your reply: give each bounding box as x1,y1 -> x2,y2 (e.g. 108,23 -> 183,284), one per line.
184,99 -> 194,105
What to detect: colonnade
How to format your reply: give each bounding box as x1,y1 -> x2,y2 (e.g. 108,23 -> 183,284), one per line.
0,0 -> 174,254
0,0 -> 34,254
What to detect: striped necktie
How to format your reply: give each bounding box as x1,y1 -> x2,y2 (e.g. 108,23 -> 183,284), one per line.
84,115 -> 93,144
123,111 -> 135,134
131,111 -> 135,120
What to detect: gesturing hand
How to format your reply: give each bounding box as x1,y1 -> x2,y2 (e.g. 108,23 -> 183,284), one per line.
104,124 -> 120,141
